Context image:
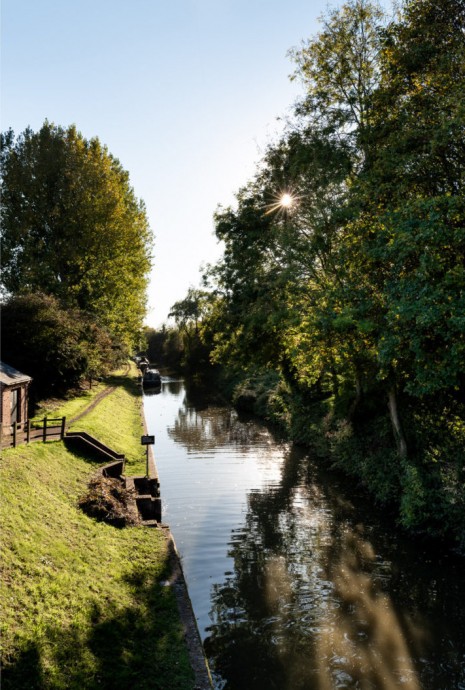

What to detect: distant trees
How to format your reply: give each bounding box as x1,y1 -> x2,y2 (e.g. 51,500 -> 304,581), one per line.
1,122 -> 153,397
145,326 -> 184,372
168,288 -> 217,373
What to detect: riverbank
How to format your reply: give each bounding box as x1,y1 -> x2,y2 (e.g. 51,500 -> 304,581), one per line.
0,365 -> 207,689
198,366 -> 465,554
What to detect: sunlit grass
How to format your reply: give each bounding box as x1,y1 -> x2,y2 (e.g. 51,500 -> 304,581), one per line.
31,383 -> 107,423
67,370 -> 147,475
0,365 -> 195,689
31,363 -> 139,423
31,363 -> 147,475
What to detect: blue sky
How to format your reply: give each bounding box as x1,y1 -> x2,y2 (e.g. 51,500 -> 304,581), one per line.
2,0 -> 335,326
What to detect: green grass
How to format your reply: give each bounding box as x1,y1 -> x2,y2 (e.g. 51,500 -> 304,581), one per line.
32,363 -> 148,475
67,370 -> 147,475
0,365 -> 195,690
31,364 -> 135,422
31,383 -> 108,423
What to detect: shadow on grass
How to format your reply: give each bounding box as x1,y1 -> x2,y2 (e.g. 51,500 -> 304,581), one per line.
105,373 -> 141,399
2,562 -> 195,690
1,643 -> 44,690
63,441 -> 111,466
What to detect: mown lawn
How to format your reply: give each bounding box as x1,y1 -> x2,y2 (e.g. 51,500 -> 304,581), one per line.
0,366 -> 195,689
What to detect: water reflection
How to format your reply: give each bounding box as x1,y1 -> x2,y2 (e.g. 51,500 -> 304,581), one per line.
168,405 -> 274,454
144,381 -> 465,690
162,378 -> 184,395
203,446 -> 465,690
143,386 -> 161,397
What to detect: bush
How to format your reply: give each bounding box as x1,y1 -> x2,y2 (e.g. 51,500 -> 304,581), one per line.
1,293 -> 116,399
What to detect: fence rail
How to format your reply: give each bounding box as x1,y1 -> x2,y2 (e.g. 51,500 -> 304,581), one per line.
0,417 -> 67,450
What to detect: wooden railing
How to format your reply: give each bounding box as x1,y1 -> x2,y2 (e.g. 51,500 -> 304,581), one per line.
0,417 -> 67,449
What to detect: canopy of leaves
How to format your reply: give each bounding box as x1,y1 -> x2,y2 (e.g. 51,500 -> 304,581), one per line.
1,122 -> 153,351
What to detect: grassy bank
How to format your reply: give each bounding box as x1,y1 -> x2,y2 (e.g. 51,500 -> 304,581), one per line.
0,366 -> 195,689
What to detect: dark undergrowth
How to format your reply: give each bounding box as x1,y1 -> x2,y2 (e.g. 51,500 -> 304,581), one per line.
213,366 -> 465,554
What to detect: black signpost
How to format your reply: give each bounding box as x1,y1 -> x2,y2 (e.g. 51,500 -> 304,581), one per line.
141,435 -> 155,477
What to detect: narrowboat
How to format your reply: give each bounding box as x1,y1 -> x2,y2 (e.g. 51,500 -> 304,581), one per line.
142,368 -> 162,388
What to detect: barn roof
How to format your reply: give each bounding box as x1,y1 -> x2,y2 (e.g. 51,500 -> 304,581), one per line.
0,361 -> 32,387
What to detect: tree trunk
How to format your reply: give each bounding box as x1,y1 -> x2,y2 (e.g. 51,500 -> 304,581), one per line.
348,372 -> 363,421
387,385 -> 407,459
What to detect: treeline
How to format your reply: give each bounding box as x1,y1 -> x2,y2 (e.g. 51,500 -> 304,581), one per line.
1,122 -> 153,399
143,291 -> 215,377
168,0 -> 465,547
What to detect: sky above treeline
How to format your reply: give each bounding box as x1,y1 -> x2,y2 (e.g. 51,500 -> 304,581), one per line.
1,0 -> 389,327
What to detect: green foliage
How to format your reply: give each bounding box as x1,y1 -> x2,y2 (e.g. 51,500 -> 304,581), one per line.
1,121 -> 153,351
160,0 -> 465,546
367,0 -> 465,202
289,0 -> 385,146
375,197 -> 465,395
205,192 -> 289,370
231,369 -> 290,429
1,293 -> 115,399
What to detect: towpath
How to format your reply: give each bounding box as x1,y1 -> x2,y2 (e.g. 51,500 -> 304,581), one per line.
69,363 -> 132,425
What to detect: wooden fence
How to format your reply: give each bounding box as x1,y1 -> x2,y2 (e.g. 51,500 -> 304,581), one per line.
0,417 -> 67,450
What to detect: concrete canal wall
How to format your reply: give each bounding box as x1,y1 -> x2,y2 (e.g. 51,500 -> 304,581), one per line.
141,397 -> 213,690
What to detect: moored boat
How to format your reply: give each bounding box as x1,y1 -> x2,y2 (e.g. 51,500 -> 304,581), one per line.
142,368 -> 162,387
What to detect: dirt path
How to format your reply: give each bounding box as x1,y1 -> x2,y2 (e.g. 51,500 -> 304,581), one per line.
69,363 -> 132,425
69,385 -> 117,424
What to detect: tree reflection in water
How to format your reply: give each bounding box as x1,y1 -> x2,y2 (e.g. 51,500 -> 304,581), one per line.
168,403 -> 276,456
203,446 -> 465,690
150,381 -> 465,690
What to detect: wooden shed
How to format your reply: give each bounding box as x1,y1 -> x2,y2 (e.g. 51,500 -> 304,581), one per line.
0,361 -> 32,432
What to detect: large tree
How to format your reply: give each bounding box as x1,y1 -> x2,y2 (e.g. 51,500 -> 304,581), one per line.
0,122 -> 153,350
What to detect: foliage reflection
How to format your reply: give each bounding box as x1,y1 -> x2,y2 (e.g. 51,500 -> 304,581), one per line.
203,446 -> 465,690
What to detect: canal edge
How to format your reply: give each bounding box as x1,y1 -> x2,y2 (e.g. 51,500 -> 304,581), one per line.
163,526 -> 214,690
141,392 -> 214,689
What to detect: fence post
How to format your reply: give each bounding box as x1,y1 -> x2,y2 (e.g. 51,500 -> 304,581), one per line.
13,422 -> 17,448
26,419 -> 31,444
61,416 -> 66,439
43,417 -> 47,442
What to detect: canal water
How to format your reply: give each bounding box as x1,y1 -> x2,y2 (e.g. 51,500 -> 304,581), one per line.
143,378 -> 465,690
